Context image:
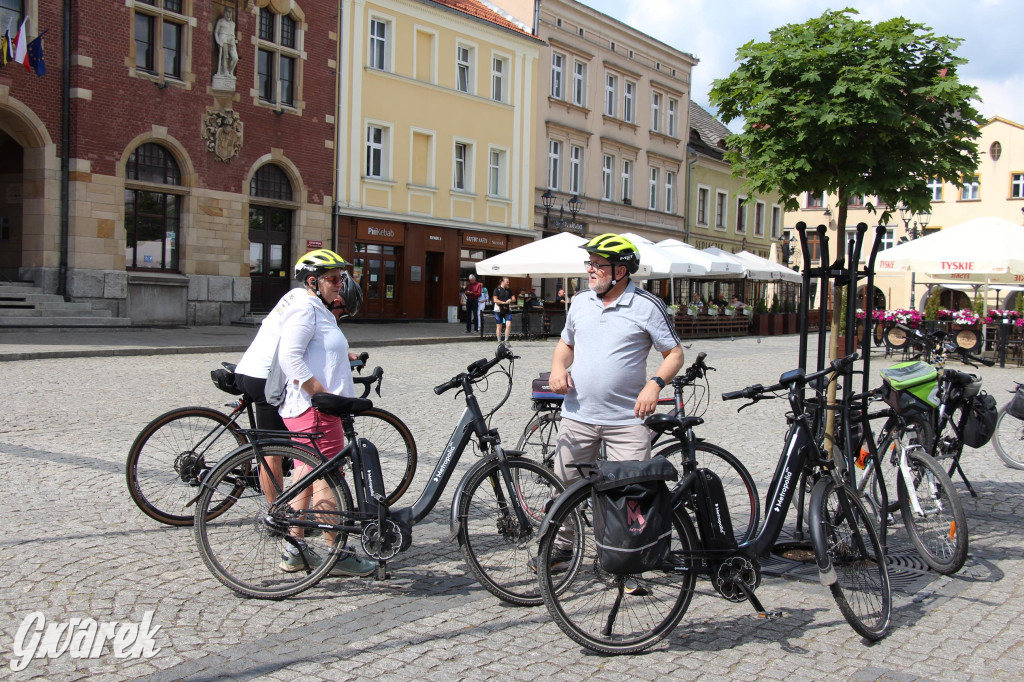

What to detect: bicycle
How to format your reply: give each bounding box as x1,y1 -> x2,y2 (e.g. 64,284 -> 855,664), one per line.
517,352 -> 759,543
536,353 -> 890,654
993,381 -> 1024,469
192,344 -> 565,603
126,355 -> 416,526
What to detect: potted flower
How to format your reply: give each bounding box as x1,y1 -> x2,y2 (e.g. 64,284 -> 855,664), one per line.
686,304 -> 699,316
666,304 -> 680,317
724,305 -> 737,316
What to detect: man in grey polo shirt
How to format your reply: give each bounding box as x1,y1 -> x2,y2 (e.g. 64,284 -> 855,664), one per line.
541,233 -> 684,569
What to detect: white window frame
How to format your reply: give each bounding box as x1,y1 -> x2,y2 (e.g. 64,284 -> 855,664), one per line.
621,159 -> 632,203
959,175 -> 979,200
665,171 -> 676,213
927,178 -> 944,201
365,124 -> 388,179
488,146 -> 507,198
456,43 -> 474,94
547,139 -> 562,190
715,190 -> 728,230
454,140 -> 474,192
604,74 -> 617,117
572,60 -> 586,106
1012,173 -> 1024,199
651,92 -> 661,132
368,16 -> 390,71
491,54 -> 507,102
569,144 -> 582,195
696,185 -> 710,225
648,167 -> 659,210
551,52 -> 564,99
602,154 -> 614,200
667,98 -> 678,137
623,81 -> 635,123
735,196 -> 747,233
754,200 -> 765,236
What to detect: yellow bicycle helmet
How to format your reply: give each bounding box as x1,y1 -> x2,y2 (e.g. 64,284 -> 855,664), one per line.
581,233 -> 641,275
294,249 -> 348,282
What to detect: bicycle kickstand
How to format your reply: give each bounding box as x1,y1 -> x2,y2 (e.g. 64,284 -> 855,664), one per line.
734,580 -> 783,621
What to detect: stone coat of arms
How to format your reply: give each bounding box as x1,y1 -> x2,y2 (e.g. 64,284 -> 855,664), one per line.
201,110 -> 244,162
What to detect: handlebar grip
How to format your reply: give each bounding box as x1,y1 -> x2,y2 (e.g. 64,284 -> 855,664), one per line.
721,389 -> 745,401
696,351 -> 707,363
358,351 -> 369,363
434,376 -> 461,395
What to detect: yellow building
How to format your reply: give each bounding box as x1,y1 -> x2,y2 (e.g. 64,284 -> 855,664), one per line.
333,0 -> 541,320
786,116 -> 1024,312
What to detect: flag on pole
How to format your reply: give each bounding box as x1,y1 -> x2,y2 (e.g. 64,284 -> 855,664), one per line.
1,20 -> 12,67
13,17 -> 28,69
26,33 -> 45,77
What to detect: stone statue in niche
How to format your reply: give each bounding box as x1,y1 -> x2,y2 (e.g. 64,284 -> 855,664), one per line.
201,110 -> 244,162
213,7 -> 239,90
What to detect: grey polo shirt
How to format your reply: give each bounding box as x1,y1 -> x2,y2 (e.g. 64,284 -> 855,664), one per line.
561,281 -> 681,425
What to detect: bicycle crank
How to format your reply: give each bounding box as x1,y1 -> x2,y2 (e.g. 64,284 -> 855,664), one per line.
361,520 -> 403,560
712,555 -> 761,603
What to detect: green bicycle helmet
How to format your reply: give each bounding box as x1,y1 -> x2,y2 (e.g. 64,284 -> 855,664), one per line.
581,233 -> 641,275
294,249 -> 348,282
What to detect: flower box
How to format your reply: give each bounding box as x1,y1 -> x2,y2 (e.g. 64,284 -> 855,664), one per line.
724,307 -> 736,316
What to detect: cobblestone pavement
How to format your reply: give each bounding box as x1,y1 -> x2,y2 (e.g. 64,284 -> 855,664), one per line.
2,335 -> 1023,680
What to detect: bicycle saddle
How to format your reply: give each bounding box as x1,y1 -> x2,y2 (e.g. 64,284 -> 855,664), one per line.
311,394 -> 374,417
646,413 -> 703,434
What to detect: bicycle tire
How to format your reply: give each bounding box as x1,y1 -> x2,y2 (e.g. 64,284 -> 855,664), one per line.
194,444 -> 354,599
126,406 -> 248,526
457,457 -> 564,605
537,484 -> 697,655
897,450 -> 968,575
871,416 -> 933,514
810,478 -> 891,641
653,441 -> 759,544
993,406 -> 1024,469
515,412 -> 561,470
354,407 -> 417,505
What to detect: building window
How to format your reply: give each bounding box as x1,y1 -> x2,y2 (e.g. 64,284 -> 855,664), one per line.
258,7 -> 302,107
604,74 -> 617,117
0,0 -> 23,29
990,141 -> 1002,161
457,44 -> 473,93
369,17 -> 389,70
847,194 -> 864,207
623,81 -> 635,123
491,55 -> 506,102
621,159 -> 632,203
551,52 -> 564,99
133,0 -> 187,80
488,148 -> 506,197
648,167 -> 659,210
668,98 -> 678,137
754,201 -> 765,236
771,206 -> 781,239
715,191 -> 728,229
697,186 -> 709,225
651,93 -> 661,132
1011,173 -> 1024,199
125,142 -> 182,271
927,178 -> 943,201
602,154 -> 614,200
806,192 -> 824,209
735,197 -> 746,233
454,142 -> 472,191
569,145 -> 582,195
960,175 -> 980,200
547,139 -> 561,190
665,171 -> 675,213
572,60 -> 586,106
365,125 -> 387,179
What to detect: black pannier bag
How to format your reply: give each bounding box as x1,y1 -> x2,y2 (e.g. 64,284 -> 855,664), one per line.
963,391 -> 999,448
1007,388 -> 1024,420
592,458 -> 678,574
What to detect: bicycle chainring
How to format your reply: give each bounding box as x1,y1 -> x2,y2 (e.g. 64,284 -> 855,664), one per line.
361,520 -> 403,560
712,555 -> 761,603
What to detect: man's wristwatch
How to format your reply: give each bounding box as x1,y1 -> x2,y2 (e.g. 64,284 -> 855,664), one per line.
649,376 -> 666,389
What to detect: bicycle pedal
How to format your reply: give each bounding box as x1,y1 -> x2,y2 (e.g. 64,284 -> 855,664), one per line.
757,610 -> 783,621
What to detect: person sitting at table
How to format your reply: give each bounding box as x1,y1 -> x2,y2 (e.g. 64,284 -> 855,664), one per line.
555,288 -> 567,303
731,295 -> 746,309
714,293 -> 728,308
524,289 -> 542,310
690,291 -> 705,309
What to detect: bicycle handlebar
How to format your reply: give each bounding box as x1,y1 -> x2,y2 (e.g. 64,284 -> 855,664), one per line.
352,366 -> 384,398
349,351 -> 371,373
433,343 -> 517,395
721,353 -> 859,403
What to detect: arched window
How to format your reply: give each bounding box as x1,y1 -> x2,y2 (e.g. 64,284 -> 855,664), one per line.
249,164 -> 296,311
125,142 -> 183,270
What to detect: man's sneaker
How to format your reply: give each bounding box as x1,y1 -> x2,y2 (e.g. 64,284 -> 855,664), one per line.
331,552 -> 377,577
528,547 -> 573,574
278,542 -> 323,572
623,577 -> 649,596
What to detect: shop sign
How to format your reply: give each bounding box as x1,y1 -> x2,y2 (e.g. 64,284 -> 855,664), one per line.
306,240 -> 322,250
461,231 -> 507,249
357,220 -> 405,244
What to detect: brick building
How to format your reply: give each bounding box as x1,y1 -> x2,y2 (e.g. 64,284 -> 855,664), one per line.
0,1 -> 338,324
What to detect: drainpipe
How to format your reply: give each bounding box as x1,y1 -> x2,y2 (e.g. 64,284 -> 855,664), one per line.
58,0 -> 72,299
532,0 -> 540,35
684,148 -> 698,244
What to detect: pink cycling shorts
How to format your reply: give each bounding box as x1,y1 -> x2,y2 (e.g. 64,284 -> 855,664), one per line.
283,408 -> 345,477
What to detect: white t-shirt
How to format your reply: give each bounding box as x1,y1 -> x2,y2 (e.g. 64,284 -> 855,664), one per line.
277,294 -> 354,419
234,287 -> 305,379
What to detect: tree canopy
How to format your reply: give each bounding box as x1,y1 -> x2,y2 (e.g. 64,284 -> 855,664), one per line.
709,9 -> 982,229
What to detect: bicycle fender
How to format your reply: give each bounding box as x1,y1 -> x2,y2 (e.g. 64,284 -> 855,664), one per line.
447,453 -> 526,541
807,477 -> 837,586
536,476 -> 594,538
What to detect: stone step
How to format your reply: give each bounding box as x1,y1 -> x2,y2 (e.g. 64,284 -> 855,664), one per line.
0,292 -> 67,304
0,315 -> 132,328
0,305 -> 109,317
0,283 -> 45,295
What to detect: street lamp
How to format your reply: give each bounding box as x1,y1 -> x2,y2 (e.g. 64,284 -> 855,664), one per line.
541,190 -> 585,235
779,233 -> 797,267
897,202 -> 931,310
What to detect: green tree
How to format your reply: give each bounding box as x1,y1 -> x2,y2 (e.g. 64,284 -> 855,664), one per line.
709,9 -> 982,231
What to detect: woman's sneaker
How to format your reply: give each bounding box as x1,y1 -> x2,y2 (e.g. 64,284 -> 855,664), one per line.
331,552 -> 376,577
278,541 -> 323,572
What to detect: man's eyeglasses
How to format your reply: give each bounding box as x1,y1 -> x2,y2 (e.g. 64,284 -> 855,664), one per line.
583,261 -> 612,271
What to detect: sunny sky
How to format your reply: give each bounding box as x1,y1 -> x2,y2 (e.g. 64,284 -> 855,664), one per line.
585,0 -> 1022,131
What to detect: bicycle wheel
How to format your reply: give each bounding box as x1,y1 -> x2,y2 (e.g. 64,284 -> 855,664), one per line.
810,478 -> 891,641
194,444 -> 354,599
457,457 -> 563,605
653,441 -> 759,544
353,408 -> 417,505
537,484 -> 697,655
515,411 -> 560,470
126,406 -> 248,526
993,406 -> 1024,469
871,416 -> 933,514
897,449 -> 968,575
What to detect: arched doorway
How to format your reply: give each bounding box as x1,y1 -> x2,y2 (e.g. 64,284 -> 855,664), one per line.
0,127 -> 24,280
932,287 -> 972,311
855,285 -> 886,311
248,164 -> 295,312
